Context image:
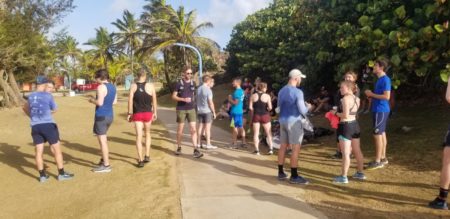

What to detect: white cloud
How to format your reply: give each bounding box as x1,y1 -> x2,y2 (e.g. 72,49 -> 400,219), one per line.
110,0 -> 141,13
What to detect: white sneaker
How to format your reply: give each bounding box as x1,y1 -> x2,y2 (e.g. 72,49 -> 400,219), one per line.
205,145 -> 218,149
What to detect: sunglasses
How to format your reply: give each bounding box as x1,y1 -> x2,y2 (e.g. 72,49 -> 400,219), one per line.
186,72 -> 193,75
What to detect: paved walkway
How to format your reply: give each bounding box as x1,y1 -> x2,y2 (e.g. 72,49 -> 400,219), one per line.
158,107 -> 327,219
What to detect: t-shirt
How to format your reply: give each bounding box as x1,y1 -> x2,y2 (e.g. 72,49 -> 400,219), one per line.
277,85 -> 308,124
196,84 -> 213,114
175,79 -> 196,110
230,87 -> 244,115
371,75 -> 391,113
28,92 -> 56,126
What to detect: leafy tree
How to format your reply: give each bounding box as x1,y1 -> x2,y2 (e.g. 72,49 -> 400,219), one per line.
84,27 -> 115,69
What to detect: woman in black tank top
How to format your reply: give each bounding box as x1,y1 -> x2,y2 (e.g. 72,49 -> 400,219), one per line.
127,69 -> 158,167
249,82 -> 273,155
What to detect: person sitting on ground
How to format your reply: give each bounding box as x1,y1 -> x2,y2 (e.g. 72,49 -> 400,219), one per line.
249,82 -> 273,155
330,81 -> 366,184
217,99 -> 231,120
310,86 -> 331,114
127,68 -> 157,168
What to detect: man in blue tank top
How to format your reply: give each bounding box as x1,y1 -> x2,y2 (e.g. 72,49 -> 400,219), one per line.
23,77 -> 74,182
88,69 -> 117,173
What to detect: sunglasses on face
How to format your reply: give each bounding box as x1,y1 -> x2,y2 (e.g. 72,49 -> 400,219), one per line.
186,72 -> 193,75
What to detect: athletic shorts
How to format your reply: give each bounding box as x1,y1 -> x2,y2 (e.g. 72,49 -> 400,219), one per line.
444,125 -> 450,147
31,123 -> 60,145
338,121 -> 361,141
231,113 -> 244,128
133,112 -> 153,123
336,123 -> 344,143
373,112 -> 389,135
280,120 -> 304,145
176,109 -> 197,123
198,113 -> 213,124
93,116 -> 113,135
253,113 -> 271,124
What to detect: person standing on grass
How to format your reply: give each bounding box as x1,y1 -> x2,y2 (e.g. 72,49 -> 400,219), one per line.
249,82 -> 273,155
172,66 -> 203,158
331,81 -> 366,184
428,75 -> 450,210
277,69 -> 311,185
229,77 -> 247,148
23,78 -> 74,183
365,59 -> 391,170
196,75 -> 217,149
127,69 -> 157,168
88,69 -> 117,173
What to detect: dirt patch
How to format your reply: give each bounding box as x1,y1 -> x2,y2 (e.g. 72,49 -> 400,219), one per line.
0,93 -> 181,219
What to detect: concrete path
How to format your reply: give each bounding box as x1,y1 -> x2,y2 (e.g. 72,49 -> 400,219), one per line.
158,107 -> 327,219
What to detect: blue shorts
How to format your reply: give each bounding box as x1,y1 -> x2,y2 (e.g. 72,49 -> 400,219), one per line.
31,123 -> 60,145
372,112 -> 389,135
231,113 -> 244,128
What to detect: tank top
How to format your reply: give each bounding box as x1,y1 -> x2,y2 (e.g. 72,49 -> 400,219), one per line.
133,82 -> 153,113
253,92 -> 269,115
95,83 -> 116,117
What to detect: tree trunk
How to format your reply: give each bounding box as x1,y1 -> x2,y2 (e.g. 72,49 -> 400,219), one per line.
7,71 -> 25,104
0,70 -> 21,107
163,50 -> 172,93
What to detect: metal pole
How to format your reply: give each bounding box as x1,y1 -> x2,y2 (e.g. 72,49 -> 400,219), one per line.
173,43 -> 203,84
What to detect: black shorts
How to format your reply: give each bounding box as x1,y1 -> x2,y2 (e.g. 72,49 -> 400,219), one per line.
197,113 -> 213,124
93,116 -> 113,135
338,121 -> 360,141
445,125 -> 450,147
31,123 -> 60,145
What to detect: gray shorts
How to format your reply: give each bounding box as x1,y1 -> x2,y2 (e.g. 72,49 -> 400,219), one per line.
197,112 -> 213,124
93,116 -> 113,135
280,120 -> 304,145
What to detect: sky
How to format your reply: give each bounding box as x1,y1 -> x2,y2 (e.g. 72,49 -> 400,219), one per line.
50,0 -> 272,50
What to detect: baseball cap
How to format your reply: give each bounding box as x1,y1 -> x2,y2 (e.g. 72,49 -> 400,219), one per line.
289,69 -> 306,79
36,76 -> 50,85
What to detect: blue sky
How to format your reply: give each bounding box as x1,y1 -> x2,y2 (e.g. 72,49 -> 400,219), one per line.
50,0 -> 272,50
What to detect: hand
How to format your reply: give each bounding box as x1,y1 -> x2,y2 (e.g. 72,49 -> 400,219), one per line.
330,109 -> 337,115
153,113 -> 158,121
212,113 -> 217,120
364,90 -> 373,97
184,97 -> 192,103
306,102 -> 312,110
127,114 -> 132,122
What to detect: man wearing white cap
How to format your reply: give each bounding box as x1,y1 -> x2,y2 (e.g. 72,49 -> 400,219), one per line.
276,69 -> 311,184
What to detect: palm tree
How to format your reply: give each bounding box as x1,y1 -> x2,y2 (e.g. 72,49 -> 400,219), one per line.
112,10 -> 142,74
139,0 -> 219,87
84,27 -> 115,69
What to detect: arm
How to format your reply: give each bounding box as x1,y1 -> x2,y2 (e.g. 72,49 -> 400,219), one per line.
296,91 -> 309,116
248,94 -> 254,111
172,91 -> 190,103
127,84 -> 136,121
446,76 -> 450,104
336,97 -> 350,120
22,102 -> 30,118
89,85 -> 107,106
49,96 -> 57,114
113,93 -> 118,105
267,95 -> 273,111
152,84 -> 158,120
367,90 -> 390,100
228,94 -> 238,105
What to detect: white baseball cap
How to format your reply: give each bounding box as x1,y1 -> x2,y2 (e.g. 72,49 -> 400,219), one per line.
289,69 -> 306,79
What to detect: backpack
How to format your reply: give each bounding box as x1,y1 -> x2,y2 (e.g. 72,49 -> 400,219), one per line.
177,79 -> 196,97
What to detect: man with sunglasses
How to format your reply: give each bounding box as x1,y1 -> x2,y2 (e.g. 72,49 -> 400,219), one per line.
172,66 -> 203,158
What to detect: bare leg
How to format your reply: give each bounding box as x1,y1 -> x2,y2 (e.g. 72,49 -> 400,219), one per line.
50,141 -> 64,169
440,147 -> 450,190
189,122 -> 198,148
35,144 -> 45,171
177,122 -> 185,148
278,143 -> 288,166
97,135 -> 110,166
373,134 -> 383,162
262,122 -> 273,150
134,121 -> 144,161
351,138 -> 364,172
340,140 -> 352,176
232,127 -> 238,145
240,127 -> 246,144
381,132 -> 387,159
253,122 -> 261,151
197,122 -> 204,146
205,122 -> 212,145
290,144 -> 301,168
144,121 -> 152,157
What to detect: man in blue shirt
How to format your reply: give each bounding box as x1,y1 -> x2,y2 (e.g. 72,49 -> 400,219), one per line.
228,77 -> 246,148
365,59 -> 391,170
23,77 -> 74,183
277,69 -> 311,185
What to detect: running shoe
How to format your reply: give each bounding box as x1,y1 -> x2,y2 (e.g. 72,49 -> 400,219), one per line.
39,174 -> 50,183
193,149 -> 204,158
57,172 -> 74,181
143,156 -> 151,163
429,198 -> 449,210
97,158 -> 104,166
333,176 -> 349,184
381,158 -> 389,165
289,176 -> 309,185
241,143 -> 247,148
352,172 -> 367,180
137,161 -> 145,168
175,147 -> 182,155
205,144 -> 218,150
278,172 -> 288,180
229,143 -> 238,149
252,150 -> 260,155
366,161 -> 384,170
92,164 -> 112,173
331,151 -> 342,159
267,150 -> 274,155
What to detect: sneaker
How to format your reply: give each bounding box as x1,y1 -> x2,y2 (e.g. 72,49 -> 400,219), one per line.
289,176 -> 309,185
331,151 -> 342,159
57,172 -> 74,181
92,164 -> 112,173
352,172 -> 367,180
205,145 -> 218,149
39,174 -> 50,183
175,147 -> 182,155
137,161 -> 145,168
429,198 -> 449,210
252,150 -> 260,155
241,143 -> 247,148
333,176 -> 349,184
193,149 -> 204,158
143,156 -> 151,163
267,150 -> 274,155
197,144 -> 203,149
381,158 -> 389,165
366,161 -> 384,170
97,158 -> 104,166
278,172 -> 288,180
229,143 -> 238,149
